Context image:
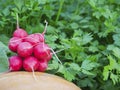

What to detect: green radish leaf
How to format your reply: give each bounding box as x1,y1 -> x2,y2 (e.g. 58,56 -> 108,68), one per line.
37,0 -> 47,4
14,0 -> 24,11
2,7 -> 10,16
0,50 -> 9,72
69,63 -> 80,71
0,34 -> 9,45
112,47 -> 120,59
82,69 -> 95,76
48,59 -> 59,70
103,66 -> 110,80
110,73 -> 119,85
82,33 -> 93,45
78,78 -> 93,87
113,34 -> 120,47
57,65 -> 65,73
88,0 -> 96,8
57,65 -> 75,81
0,41 -> 9,72
0,41 -> 10,53
70,23 -> 79,29
64,68 -> 75,81
81,60 -> 99,71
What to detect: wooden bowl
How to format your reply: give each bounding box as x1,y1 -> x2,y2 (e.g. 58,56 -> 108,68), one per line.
0,71 -> 81,90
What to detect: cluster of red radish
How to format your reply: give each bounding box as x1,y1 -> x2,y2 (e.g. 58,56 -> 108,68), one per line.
8,15 -> 52,72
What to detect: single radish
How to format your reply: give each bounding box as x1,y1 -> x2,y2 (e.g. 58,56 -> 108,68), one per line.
13,13 -> 28,38
37,59 -> 48,72
13,28 -> 28,38
17,42 -> 33,57
23,56 -> 39,72
8,37 -> 22,52
23,33 -> 44,45
33,43 -> 52,60
9,55 -> 23,71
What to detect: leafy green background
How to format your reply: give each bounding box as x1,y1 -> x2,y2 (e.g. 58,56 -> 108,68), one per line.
0,0 -> 120,90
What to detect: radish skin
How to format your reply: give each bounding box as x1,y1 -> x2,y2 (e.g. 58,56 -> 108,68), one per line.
23,56 -> 39,72
33,43 -> 52,60
37,59 -> 48,72
8,37 -> 22,52
9,56 -> 23,71
23,33 -> 44,45
17,42 -> 33,57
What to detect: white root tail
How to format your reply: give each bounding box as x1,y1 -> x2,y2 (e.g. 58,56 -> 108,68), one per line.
50,48 -> 62,65
31,67 -> 37,81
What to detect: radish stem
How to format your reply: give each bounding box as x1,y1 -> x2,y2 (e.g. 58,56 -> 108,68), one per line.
42,20 -> 48,35
55,0 -> 64,22
16,13 -> 19,29
50,48 -> 62,65
52,47 -> 70,54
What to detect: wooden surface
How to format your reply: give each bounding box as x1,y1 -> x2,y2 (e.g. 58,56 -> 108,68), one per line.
0,71 -> 81,90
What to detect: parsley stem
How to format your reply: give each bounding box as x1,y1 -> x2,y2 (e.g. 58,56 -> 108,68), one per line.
55,0 -> 64,22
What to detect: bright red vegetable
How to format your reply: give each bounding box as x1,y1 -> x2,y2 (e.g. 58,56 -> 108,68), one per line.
9,55 -> 23,71
37,59 -> 48,72
33,43 -> 52,61
13,28 -> 28,38
8,37 -> 22,52
8,17 -> 55,73
17,42 -> 33,57
23,56 -> 39,72
23,33 -> 44,45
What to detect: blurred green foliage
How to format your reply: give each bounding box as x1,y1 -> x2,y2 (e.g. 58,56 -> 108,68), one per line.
0,0 -> 120,90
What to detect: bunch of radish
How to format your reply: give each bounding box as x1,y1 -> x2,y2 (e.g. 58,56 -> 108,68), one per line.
8,14 -> 52,72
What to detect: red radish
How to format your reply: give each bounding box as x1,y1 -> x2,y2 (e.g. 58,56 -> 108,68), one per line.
23,33 -> 44,45
46,53 -> 52,61
13,28 -> 28,38
23,20 -> 48,45
23,56 -> 39,72
13,13 -> 28,38
33,43 -> 52,60
8,37 -> 22,52
36,33 -> 45,42
17,42 -> 33,57
9,55 -> 23,71
37,59 -> 48,72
